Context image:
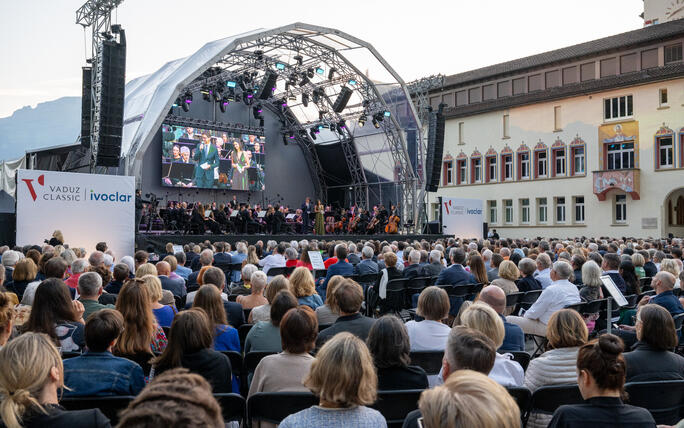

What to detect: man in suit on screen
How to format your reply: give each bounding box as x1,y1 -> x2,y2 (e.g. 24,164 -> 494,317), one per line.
193,134 -> 220,188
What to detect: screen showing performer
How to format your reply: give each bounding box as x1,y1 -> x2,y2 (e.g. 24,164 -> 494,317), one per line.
161,123 -> 266,191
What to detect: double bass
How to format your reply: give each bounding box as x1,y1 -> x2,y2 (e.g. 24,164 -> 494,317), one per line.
385,213 -> 400,234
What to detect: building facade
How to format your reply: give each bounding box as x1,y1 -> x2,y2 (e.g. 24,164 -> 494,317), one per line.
426,20 -> 684,239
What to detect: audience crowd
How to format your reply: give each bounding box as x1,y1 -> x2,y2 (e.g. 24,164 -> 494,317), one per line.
0,234 -> 682,427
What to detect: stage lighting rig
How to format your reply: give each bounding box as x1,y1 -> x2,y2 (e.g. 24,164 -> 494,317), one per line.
254,50 -> 263,61
336,120 -> 347,134
243,90 -> 254,106
307,67 -> 315,78
299,74 -> 310,87
358,114 -> 366,127
201,85 -> 211,102
332,86 -> 353,113
328,67 -> 336,80
294,55 -> 303,66
253,104 -> 263,119
309,127 -> 317,140
219,96 -> 228,113
315,67 -> 325,75
302,92 -> 309,107
181,91 -> 192,112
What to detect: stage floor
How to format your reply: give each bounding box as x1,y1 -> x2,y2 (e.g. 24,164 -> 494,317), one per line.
136,232 -> 446,251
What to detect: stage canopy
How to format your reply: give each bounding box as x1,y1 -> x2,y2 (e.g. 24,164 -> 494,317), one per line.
121,23 -> 422,222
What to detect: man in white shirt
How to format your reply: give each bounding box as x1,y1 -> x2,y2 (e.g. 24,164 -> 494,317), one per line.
507,260 -> 580,337
533,253 -> 553,289
258,242 -> 286,281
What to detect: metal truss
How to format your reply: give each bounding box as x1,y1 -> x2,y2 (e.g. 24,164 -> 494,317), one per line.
76,0 -> 124,170
163,115 -> 264,136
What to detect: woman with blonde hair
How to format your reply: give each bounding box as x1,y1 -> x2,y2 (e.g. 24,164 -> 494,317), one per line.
49,230 -> 64,246
660,258 -> 681,288
0,332 -> 110,427
135,262 -> 157,278
140,275 -> 176,328
249,275 -> 290,323
236,271 -> 268,310
460,303 -> 524,387
631,252 -> 646,279
418,369 -> 520,428
279,332 -> 386,428
8,258 -> 38,301
0,292 -> 15,348
491,260 -> 520,315
289,267 -> 323,309
115,278 -> 167,359
244,245 -> 260,267
524,309 -> 588,428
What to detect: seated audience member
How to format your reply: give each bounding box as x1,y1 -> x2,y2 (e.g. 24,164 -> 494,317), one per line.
153,308 -> 232,393
534,253 -> 553,289
315,275 -> 344,325
229,263 -> 257,296
321,244 -> 353,292
7,258 -> 38,301
491,260 -> 520,314
290,267 -> 324,309
63,309 -> 145,397
347,244 -> 361,265
660,258 -> 682,289
244,290 -> 298,353
65,259 -> 88,289
115,279 -> 167,361
524,309 -> 588,428
201,267 -> 245,328
624,304 -> 684,382
405,286 -> 451,351
478,285 -> 524,352
249,306 -> 318,398
507,261 -> 581,337
375,252 -> 405,312
571,254 -> 586,285
22,278 -> 85,352
1,250 -> 19,285
193,285 -> 239,352
140,275 -> 176,329
631,252 -> 646,279
156,261 -> 186,299
354,246 -> 379,276
419,370 -> 520,428
517,258 -> 542,292
460,303 -> 524,387
435,249 -> 476,317
316,279 -> 375,347
0,293 -> 14,348
423,249 -> 445,277
580,260 -> 604,302
285,247 -> 299,268
77,272 -> 115,320
403,250 -> 424,281
236,271 -> 268,309
163,255 -> 185,285
279,333 -> 386,428
619,259 -> 640,296
21,257 -> 70,305
174,252 -> 192,280
249,275 -> 290,323
104,263 -> 129,294
468,253 -> 489,285
187,249 -> 213,289
641,271 -> 683,316
116,368 -> 224,427
0,333 -> 111,427
259,243 -> 286,280
367,315 -> 428,390
487,253 -> 503,282
402,326 -> 499,428
601,253 -> 627,294
548,334 -> 656,428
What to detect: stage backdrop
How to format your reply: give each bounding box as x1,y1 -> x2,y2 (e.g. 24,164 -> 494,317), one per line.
16,170 -> 135,259
441,197 -> 484,239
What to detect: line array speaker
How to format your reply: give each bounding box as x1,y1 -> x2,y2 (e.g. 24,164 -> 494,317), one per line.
95,36 -> 126,167
80,67 -> 92,148
424,103 -> 446,192
332,86 -> 353,113
256,71 -> 278,100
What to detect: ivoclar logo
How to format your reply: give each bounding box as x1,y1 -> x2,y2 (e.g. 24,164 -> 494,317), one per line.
89,190 -> 132,202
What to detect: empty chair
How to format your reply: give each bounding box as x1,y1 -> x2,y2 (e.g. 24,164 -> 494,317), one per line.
247,391 -> 318,426
625,380 -> 684,425
213,393 -> 246,425
409,351 -> 444,376
529,384 -> 583,421
370,389 -> 423,428
60,396 -> 134,425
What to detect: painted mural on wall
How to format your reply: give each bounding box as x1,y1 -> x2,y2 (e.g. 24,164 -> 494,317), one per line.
597,121 -> 640,168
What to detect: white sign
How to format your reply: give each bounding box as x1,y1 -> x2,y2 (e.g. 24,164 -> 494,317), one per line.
600,275 -> 628,307
16,170 -> 135,261
441,197 -> 484,239
308,251 -> 326,271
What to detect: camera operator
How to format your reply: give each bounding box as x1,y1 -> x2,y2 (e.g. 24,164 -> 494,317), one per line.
135,189 -> 144,233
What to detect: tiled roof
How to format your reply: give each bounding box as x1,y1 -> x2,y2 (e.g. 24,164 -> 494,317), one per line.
441,19 -> 684,89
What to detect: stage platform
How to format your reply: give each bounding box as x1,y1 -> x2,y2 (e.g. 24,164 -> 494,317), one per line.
136,232 -> 446,252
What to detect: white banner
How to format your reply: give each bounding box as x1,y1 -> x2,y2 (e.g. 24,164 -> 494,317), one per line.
16,170 -> 135,260
441,197 -> 484,239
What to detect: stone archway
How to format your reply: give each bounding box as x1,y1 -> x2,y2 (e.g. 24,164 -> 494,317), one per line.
663,187 -> 684,238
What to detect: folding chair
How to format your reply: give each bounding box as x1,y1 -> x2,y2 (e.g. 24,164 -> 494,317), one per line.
243,351 -> 277,377
247,392 -> 318,427
506,386 -> 531,423
528,384 -> 583,426
409,351 -> 444,376
505,292 -> 524,308
371,390 -> 423,428
238,324 -> 254,351
60,395 -> 135,426
506,351 -> 531,372
266,267 -> 287,277
625,380 -> 684,425
214,393 -> 246,424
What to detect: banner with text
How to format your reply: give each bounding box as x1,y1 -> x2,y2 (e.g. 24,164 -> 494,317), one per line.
441,197 -> 483,239
16,170 -> 135,259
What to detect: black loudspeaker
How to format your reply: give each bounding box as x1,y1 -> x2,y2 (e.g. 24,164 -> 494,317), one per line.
95,33 -> 126,168
256,71 -> 278,100
483,222 -> 489,240
423,220 -> 440,234
424,104 -> 446,192
332,86 -> 353,113
80,67 -> 92,148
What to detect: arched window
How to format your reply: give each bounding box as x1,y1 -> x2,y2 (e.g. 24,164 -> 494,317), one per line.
517,143 -> 531,180
470,149 -> 482,184
569,135 -> 586,176
655,124 -> 674,170
551,138 -> 566,177
500,145 -> 513,181
533,141 -> 548,178
442,153 -> 454,186
456,151 -> 467,185
485,147 -> 497,183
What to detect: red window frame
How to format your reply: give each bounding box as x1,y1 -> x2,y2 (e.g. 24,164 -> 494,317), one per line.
551,148 -> 565,177
456,159 -> 467,184
485,155 -> 497,182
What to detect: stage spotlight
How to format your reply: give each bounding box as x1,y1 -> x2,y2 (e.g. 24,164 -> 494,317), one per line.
358,114 -> 367,127
309,128 -> 317,140
243,90 -> 254,106
254,50 -> 263,60
275,62 -> 286,70
182,91 -> 192,111
201,86 -> 211,102
173,98 -> 181,107
307,68 -> 315,78
280,98 -> 288,108
219,97 -> 228,113
372,117 -> 380,128
316,67 -> 325,75
348,79 -> 357,86
213,86 -> 223,102
302,92 -> 309,107
226,87 -> 236,102
337,120 -> 347,134
374,112 -> 385,122
289,73 -> 298,85
253,104 -> 262,119
299,75 -> 310,87
294,55 -> 303,65
226,80 -> 237,88
383,111 -> 391,118
328,67 -> 336,80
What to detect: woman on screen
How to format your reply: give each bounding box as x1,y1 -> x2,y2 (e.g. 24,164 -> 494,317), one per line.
231,140 -> 249,190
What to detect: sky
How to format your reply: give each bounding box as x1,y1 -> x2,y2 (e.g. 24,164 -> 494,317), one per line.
0,0 -> 645,118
